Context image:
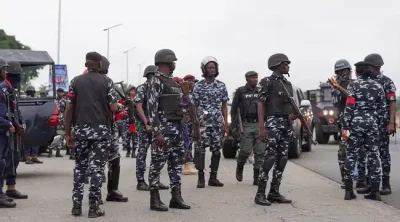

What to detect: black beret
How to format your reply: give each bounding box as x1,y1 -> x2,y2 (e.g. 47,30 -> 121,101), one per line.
56,88 -> 64,92
354,61 -> 373,67
245,71 -> 258,78
86,52 -> 102,62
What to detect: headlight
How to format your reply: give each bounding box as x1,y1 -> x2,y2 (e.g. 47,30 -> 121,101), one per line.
323,110 -> 328,115
227,114 -> 231,124
329,110 -> 334,116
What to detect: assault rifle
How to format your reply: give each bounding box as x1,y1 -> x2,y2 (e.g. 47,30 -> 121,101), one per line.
180,81 -> 200,141
278,79 -> 317,145
114,81 -> 136,128
237,107 -> 244,134
5,91 -> 16,175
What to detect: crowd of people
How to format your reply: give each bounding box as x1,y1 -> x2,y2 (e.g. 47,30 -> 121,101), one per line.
0,50 -> 396,219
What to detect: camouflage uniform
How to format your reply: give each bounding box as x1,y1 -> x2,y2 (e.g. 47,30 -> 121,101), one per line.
342,69 -> 385,200
192,79 -> 229,187
67,70 -> 115,211
371,74 -> 396,186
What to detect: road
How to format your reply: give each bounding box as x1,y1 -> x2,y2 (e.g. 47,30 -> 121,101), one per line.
292,134 -> 400,209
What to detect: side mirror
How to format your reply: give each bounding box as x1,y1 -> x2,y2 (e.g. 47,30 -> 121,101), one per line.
300,99 -> 311,107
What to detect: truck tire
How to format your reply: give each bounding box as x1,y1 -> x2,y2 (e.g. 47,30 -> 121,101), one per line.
289,137 -> 301,159
315,123 -> 329,144
222,137 -> 238,159
333,134 -> 340,141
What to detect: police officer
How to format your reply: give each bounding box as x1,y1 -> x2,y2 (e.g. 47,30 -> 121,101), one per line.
134,65 -> 169,191
363,53 -> 396,196
25,85 -> 36,97
255,53 -> 293,206
341,61 -> 385,201
328,60 -> 367,190
65,52 -> 117,218
0,57 -> 16,208
3,60 -> 28,200
96,56 -> 128,203
232,71 -> 264,185
48,88 -> 67,158
147,49 -> 190,211
192,56 -> 229,188
127,86 -> 139,158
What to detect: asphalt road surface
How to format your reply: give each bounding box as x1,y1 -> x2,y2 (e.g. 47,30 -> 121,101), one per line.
292,134 -> 400,209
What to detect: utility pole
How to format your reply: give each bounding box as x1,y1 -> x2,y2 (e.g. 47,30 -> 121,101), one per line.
123,47 -> 136,84
56,0 -> 62,64
138,64 -> 143,84
103,23 -> 123,59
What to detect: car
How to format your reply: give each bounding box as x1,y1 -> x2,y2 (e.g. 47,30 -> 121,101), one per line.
0,49 -> 59,155
222,85 -> 313,159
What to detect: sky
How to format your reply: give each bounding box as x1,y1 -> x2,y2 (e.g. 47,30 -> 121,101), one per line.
2,0 -> 400,98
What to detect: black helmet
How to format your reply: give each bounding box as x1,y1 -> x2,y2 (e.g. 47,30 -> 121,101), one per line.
6,61 -> 22,74
200,56 -> 219,77
0,57 -> 9,70
334,59 -> 351,71
143,65 -> 157,77
364,53 -> 384,67
25,85 -> 36,92
99,56 -> 110,73
268,53 -> 290,71
127,86 -> 136,94
154,49 -> 177,64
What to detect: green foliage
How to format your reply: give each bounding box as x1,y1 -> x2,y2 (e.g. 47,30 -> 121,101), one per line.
0,29 -> 42,87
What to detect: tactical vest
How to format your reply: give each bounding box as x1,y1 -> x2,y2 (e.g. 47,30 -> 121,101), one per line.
239,87 -> 258,118
157,75 -> 183,121
72,73 -> 112,127
264,78 -> 293,117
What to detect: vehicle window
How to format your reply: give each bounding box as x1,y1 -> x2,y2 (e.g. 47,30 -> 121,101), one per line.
322,88 -> 332,102
293,89 -> 299,106
297,89 -> 304,102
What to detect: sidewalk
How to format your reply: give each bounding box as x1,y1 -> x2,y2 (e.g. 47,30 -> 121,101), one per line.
1,156 -> 400,222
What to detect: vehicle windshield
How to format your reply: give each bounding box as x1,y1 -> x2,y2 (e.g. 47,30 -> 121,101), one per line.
21,65 -> 56,99
321,88 -> 332,102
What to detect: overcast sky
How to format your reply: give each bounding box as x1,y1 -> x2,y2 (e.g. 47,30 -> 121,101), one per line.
2,0 -> 400,96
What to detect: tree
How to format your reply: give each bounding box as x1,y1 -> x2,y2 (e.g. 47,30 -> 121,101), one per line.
38,84 -> 47,94
0,29 -> 42,88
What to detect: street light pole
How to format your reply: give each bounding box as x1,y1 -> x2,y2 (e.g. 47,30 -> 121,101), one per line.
123,47 -> 136,84
103,23 -> 123,59
138,64 -> 142,84
56,0 -> 61,64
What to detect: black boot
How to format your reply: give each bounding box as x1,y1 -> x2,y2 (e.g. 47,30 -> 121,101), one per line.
126,150 -> 131,157
380,176 -> 392,195
208,172 -> 224,187
197,170 -> 205,188
236,163 -> 244,182
0,194 -> 16,208
365,182 -> 381,201
106,158 -> 128,202
357,184 -> 371,194
47,149 -> 53,158
339,167 -> 345,189
137,181 -> 150,191
150,189 -> 168,211
71,202 -> 82,216
267,183 -> 292,203
159,182 -> 169,190
253,169 -> 259,186
88,198 -> 105,218
344,179 -> 357,200
169,186 -> 190,209
84,177 -> 89,184
254,181 -> 271,206
56,149 -> 63,157
69,148 -> 75,160
356,179 -> 367,189
131,151 -> 136,158
66,147 -> 71,155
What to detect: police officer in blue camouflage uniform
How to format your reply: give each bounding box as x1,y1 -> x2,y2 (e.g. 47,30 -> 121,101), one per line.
0,57 -> 17,208
192,56 -> 229,189
329,60 -> 367,190
98,56 -> 128,203
147,49 -> 190,211
65,52 -> 118,218
361,53 -> 396,196
134,65 -> 169,191
342,61 -> 385,201
48,88 -> 67,158
232,71 -> 264,186
255,53 -> 293,206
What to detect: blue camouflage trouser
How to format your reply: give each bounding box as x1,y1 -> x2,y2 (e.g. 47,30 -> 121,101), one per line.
183,124 -> 193,162
136,130 -> 150,182
344,117 -> 381,185
149,122 -> 184,190
258,117 -> 293,189
379,127 -> 391,179
72,139 -> 110,204
0,134 -> 9,193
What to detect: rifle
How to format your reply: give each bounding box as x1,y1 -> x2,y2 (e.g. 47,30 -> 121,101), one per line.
180,81 -> 200,141
278,79 -> 317,145
114,81 -> 136,126
237,107 -> 244,134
